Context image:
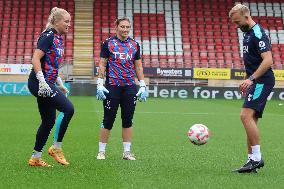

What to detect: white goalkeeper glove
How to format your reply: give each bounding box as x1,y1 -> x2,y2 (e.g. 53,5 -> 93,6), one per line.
56,76 -> 69,94
96,78 -> 109,100
136,80 -> 148,102
36,71 -> 53,97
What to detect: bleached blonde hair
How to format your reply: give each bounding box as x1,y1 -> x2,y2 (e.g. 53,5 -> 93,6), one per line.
44,7 -> 70,32
229,4 -> 250,18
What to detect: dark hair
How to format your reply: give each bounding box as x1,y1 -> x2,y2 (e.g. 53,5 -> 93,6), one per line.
115,17 -> 131,26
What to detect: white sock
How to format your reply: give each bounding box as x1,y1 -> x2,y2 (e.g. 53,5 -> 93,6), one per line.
247,154 -> 252,162
31,150 -> 42,158
53,142 -> 62,149
99,142 -> 107,152
123,142 -> 131,152
251,145 -> 261,161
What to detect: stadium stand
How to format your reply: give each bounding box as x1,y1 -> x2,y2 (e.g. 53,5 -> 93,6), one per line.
93,0 -> 117,67
0,0 -> 74,64
72,0 -> 94,79
92,0 -> 284,70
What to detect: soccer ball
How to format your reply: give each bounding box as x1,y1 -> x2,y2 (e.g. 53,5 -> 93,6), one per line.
187,124 -> 210,145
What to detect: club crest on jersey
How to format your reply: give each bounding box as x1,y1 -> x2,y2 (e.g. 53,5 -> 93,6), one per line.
113,52 -> 133,60
259,41 -> 266,50
247,94 -> 253,101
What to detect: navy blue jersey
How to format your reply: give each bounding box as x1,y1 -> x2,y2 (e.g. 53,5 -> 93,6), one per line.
242,24 -> 274,84
31,28 -> 65,83
100,36 -> 141,86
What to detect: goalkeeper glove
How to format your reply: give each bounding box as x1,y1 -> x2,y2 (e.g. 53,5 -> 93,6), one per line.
96,78 -> 109,100
136,80 -> 148,102
36,71 -> 53,97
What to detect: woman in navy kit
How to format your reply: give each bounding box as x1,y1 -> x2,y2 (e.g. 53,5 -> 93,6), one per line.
96,17 -> 148,160
28,7 -> 74,167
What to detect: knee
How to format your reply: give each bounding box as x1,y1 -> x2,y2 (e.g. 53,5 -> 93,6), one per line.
65,104 -> 75,117
42,118 -> 55,127
240,112 -> 251,123
102,110 -> 117,130
101,121 -> 114,130
122,119 -> 133,128
101,115 -> 116,130
68,105 -> 75,116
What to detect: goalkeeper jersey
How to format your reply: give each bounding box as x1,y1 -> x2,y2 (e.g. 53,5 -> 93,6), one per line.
31,28 -> 65,83
100,36 -> 141,86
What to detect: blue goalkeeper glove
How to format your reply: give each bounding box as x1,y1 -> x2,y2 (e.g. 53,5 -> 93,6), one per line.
96,78 -> 109,100
36,71 -> 53,97
136,80 -> 148,102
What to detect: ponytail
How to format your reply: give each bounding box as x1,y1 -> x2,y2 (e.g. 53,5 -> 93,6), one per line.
43,7 -> 69,32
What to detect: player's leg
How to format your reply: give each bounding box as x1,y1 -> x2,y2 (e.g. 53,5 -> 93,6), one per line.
47,86 -> 74,165
241,108 -> 259,150
233,83 -> 273,173
120,86 -> 137,160
97,96 -> 120,160
27,76 -> 54,167
29,97 -> 56,167
246,116 -> 258,162
52,91 -> 74,143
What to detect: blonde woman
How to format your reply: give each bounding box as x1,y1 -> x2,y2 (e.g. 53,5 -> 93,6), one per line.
28,7 -> 74,167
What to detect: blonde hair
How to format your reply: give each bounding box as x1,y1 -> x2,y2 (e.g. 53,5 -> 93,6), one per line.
44,7 -> 70,32
229,4 -> 250,18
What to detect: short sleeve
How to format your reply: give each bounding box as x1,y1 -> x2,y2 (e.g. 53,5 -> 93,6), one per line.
253,26 -> 271,54
37,32 -> 53,53
134,43 -> 141,60
100,40 -> 110,58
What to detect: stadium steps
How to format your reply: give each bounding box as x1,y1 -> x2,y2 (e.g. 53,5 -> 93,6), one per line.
72,0 -> 94,80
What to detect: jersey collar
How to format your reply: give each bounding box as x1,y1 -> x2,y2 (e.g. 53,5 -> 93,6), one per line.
115,36 -> 130,43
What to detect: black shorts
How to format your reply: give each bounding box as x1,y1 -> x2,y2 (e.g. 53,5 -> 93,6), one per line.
243,83 -> 274,118
106,84 -> 137,99
102,84 -> 138,130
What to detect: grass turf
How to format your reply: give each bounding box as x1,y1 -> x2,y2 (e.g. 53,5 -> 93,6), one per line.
0,96 -> 283,189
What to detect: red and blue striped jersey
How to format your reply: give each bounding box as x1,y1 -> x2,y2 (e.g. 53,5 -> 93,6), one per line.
100,36 -> 141,86
37,28 -> 65,83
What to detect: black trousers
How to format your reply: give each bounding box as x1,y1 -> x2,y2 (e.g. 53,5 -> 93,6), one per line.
28,76 -> 74,152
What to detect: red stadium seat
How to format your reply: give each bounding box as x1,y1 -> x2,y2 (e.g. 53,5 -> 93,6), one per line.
0,0 -> 75,64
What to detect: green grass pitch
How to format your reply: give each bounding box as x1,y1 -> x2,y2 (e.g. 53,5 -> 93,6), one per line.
0,96 -> 283,189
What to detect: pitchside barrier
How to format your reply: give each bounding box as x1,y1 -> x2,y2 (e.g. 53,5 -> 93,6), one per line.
1,82 -> 284,100
95,67 -> 284,81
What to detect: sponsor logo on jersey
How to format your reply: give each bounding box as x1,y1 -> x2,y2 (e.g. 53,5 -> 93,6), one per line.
56,48 -> 64,56
113,52 -> 133,60
243,45 -> 249,54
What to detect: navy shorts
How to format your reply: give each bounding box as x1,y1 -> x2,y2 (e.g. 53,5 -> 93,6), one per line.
102,84 -> 138,130
243,83 -> 274,118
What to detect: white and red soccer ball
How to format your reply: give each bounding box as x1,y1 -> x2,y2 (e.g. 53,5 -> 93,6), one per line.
187,124 -> 210,145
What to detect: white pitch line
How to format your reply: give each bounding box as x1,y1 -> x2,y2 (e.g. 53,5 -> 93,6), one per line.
94,110 -> 284,117
94,110 -> 209,115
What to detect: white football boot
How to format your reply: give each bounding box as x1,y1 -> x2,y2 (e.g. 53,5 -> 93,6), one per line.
96,151 -> 106,160
122,151 -> 136,160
